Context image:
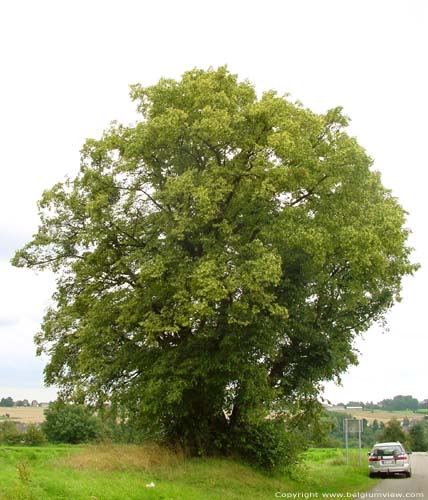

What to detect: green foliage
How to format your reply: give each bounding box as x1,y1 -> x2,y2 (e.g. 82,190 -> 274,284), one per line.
419,399 -> 428,409
12,66 -> 418,463
378,418 -> 409,448
0,421 -> 46,446
318,411 -> 386,448
233,418 -> 303,470
97,407 -> 152,444
0,420 -> 21,445
16,459 -> 32,485
22,424 -> 47,446
345,401 -> 365,408
372,419 -> 379,432
0,444 -> 375,499
42,403 -> 100,444
409,422 -> 428,451
379,395 -> 419,411
0,397 -> 14,407
316,411 -> 352,448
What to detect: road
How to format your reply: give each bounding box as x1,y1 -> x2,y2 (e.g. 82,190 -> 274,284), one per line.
368,452 -> 428,496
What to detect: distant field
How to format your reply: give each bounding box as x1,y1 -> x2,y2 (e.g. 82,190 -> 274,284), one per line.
0,407 -> 45,423
345,408 -> 426,423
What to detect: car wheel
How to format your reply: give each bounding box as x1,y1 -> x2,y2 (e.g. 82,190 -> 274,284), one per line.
369,473 -> 376,478
406,470 -> 412,478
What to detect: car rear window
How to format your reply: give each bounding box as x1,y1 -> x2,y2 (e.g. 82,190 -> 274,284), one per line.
373,446 -> 402,456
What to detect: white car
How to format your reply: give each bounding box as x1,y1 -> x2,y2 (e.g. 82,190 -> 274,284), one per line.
368,441 -> 412,478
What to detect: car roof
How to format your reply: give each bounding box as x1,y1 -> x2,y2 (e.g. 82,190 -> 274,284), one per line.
373,442 -> 402,447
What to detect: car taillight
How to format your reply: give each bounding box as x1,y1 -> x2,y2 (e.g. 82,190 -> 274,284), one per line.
394,454 -> 408,460
369,456 -> 381,461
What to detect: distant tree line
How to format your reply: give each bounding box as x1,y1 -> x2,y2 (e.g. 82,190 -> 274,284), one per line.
0,397 -> 17,407
338,395 -> 428,412
0,397 -> 49,408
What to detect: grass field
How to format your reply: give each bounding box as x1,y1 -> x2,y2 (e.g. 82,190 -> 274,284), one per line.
0,407 -> 45,423
0,445 -> 377,500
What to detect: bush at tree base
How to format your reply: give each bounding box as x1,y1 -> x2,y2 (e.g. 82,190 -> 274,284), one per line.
42,403 -> 100,444
232,418 -> 304,470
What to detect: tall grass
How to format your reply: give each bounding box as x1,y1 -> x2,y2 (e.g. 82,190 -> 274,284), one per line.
0,445 -> 377,500
59,443 -> 184,473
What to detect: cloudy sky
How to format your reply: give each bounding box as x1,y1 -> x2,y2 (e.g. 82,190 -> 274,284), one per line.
0,0 -> 426,403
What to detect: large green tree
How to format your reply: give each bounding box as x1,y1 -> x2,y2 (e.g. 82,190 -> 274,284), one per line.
13,67 -> 417,455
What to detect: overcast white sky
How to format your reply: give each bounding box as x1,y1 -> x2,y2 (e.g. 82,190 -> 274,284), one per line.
0,0 -> 427,403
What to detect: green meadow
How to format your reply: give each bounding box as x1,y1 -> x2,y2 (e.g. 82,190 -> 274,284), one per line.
0,445 -> 377,500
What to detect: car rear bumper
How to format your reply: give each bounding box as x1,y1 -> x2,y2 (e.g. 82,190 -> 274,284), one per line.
369,463 -> 411,475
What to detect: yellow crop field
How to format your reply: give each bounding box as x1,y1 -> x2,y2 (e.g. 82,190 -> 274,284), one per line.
0,407 -> 46,423
345,408 -> 426,423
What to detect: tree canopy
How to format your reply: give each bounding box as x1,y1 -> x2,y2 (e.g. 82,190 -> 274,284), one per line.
0,397 -> 14,407
13,67 -> 417,457
379,418 -> 409,447
380,395 -> 419,411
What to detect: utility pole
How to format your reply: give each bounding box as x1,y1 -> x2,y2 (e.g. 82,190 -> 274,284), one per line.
345,418 -> 349,465
358,419 -> 362,466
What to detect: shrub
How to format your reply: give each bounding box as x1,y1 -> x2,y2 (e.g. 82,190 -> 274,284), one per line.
233,419 -> 303,471
0,420 -> 21,445
42,402 -> 100,444
96,405 -> 155,444
23,423 -> 47,446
